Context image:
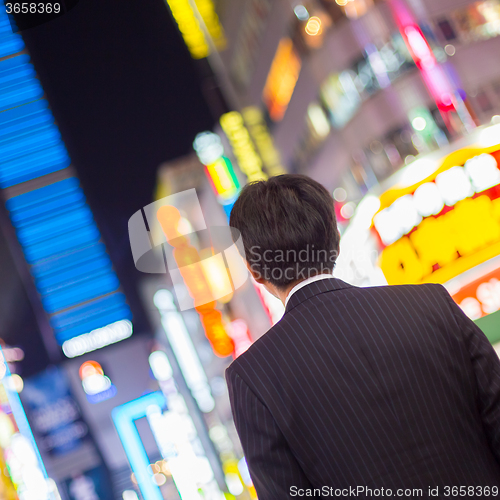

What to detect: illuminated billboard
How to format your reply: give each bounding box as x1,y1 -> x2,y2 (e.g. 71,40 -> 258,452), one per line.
375,145 -> 500,286
336,123 -> 500,321
0,10 -> 132,356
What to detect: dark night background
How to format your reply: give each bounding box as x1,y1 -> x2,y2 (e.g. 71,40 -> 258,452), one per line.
0,0 -> 215,375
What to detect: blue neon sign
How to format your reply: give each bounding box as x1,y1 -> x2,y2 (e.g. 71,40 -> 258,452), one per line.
0,3 -> 132,349
112,392 -> 166,500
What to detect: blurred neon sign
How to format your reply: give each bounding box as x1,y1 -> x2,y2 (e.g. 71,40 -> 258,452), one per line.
220,111 -> 268,183
262,38 -> 302,121
156,206 -> 234,357
112,393 -> 166,500
145,353 -> 226,499
193,132 -> 240,203
389,0 -> 456,113
79,361 -> 116,404
0,10 -> 132,354
165,0 -> 226,59
0,349 -> 56,500
153,289 -> 216,412
62,319 -> 133,358
206,157 -> 240,200
453,266 -> 500,320
242,106 -> 286,177
374,145 -> 500,286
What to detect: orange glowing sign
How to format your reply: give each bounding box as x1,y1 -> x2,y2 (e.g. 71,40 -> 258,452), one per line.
374,145 -> 500,286
262,38 -> 302,121
156,205 -> 234,357
452,266 -> 500,320
79,360 -> 104,379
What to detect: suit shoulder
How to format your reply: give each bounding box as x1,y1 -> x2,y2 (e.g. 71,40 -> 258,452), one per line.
360,282 -> 446,299
225,319 -> 288,375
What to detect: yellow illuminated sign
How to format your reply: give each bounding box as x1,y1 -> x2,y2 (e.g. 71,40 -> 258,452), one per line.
242,106 -> 286,176
194,0 -> 226,50
165,0 -> 226,59
220,111 -> 268,183
376,145 -> 500,212
380,195 -> 500,285
262,38 -> 302,121
376,144 -> 500,286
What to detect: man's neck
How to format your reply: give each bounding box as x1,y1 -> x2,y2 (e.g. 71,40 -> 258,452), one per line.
281,273 -> 333,306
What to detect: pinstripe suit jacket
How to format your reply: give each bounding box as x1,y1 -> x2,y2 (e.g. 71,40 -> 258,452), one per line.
226,278 -> 500,498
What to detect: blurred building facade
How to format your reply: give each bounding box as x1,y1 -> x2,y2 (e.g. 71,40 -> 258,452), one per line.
0,5 -> 159,500
154,5 -> 500,496
198,0 -> 500,219
2,0 -> 500,499
175,0 -> 500,356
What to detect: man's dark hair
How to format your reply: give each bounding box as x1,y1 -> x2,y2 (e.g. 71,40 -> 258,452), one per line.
229,174 -> 339,290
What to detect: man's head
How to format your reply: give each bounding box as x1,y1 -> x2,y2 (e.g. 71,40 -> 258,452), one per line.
230,174 -> 340,296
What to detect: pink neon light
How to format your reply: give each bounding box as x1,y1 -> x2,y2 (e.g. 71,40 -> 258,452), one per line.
389,0 -> 456,112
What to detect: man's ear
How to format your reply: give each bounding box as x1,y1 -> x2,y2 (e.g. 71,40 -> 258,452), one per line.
245,261 -> 267,285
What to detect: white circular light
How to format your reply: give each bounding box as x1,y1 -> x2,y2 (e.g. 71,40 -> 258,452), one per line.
10,374 -> 24,393
149,351 -> 173,382
152,473 -> 166,486
153,289 -> 175,310
412,116 -> 427,131
123,490 -> 139,500
444,44 -> 456,56
479,123 -> 500,148
413,182 -> 444,217
225,473 -> 244,496
333,187 -> 347,202
405,155 -> 416,165
465,153 -> 500,192
391,195 -> 422,235
374,208 -> 404,246
340,202 -> 356,219
460,297 -> 482,320
305,16 -> 322,36
294,4 -> 309,21
193,132 -> 224,165
435,166 -> 473,206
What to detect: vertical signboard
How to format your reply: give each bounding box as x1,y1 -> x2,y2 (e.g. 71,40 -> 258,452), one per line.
22,366 -> 89,457
0,2 -> 132,358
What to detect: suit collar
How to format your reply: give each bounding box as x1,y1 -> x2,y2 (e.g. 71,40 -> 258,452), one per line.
284,277 -> 353,314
